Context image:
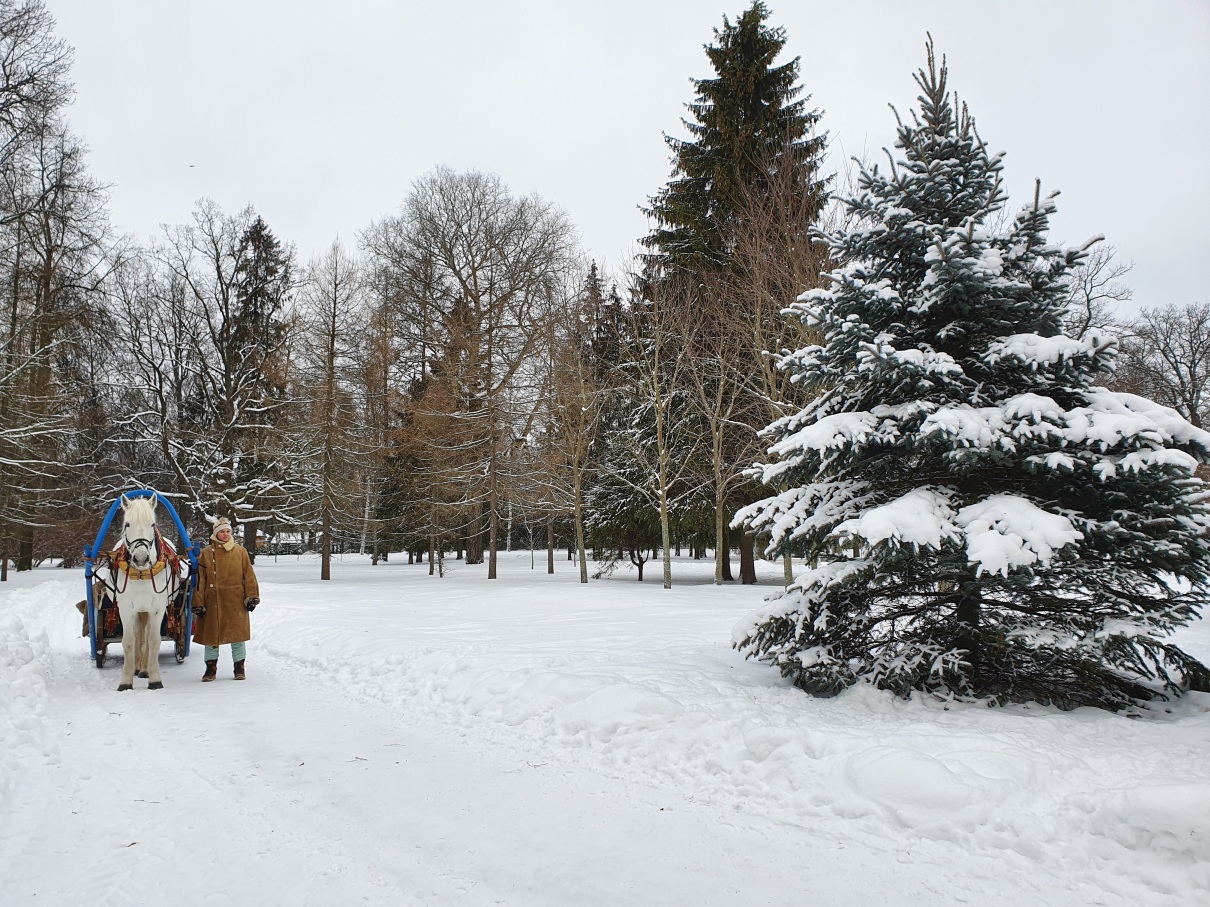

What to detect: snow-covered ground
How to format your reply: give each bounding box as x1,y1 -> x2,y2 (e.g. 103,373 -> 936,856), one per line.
2,551 -> 1208,906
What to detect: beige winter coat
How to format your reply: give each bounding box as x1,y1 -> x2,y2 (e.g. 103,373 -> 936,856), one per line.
192,541 -> 260,647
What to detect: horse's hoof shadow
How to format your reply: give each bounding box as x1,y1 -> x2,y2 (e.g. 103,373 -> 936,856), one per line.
117,683 -> 133,691
148,681 -> 163,690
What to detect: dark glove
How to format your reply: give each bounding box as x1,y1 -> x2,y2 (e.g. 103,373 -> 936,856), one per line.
191,604 -> 206,617
245,597 -> 259,612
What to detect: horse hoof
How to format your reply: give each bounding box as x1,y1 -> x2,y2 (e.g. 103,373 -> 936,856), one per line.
148,681 -> 163,690
137,671 -> 149,679
117,683 -> 133,691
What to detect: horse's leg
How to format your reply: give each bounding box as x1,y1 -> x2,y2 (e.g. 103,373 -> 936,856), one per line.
146,605 -> 164,690
135,614 -> 148,678
117,601 -> 136,691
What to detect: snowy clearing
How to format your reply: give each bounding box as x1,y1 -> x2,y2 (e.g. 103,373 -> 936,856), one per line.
3,552 -> 1208,906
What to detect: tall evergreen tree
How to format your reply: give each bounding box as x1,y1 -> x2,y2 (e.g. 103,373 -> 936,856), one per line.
735,39 -> 1210,710
230,213 -> 294,557
643,0 -> 825,275
636,2 -> 828,586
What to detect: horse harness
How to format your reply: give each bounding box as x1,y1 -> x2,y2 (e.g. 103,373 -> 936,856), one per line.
100,528 -> 183,595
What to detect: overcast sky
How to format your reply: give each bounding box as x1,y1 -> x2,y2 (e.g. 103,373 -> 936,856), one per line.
45,0 -> 1209,317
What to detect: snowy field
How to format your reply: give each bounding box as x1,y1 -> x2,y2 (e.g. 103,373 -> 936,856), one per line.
2,551 -> 1208,906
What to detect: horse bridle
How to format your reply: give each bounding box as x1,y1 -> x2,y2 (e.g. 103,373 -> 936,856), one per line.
126,533 -> 155,566
111,525 -> 177,595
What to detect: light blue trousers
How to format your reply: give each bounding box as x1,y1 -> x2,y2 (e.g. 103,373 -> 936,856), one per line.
204,641 -> 246,662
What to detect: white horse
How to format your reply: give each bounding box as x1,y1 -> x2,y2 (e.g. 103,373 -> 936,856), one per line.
112,496 -> 177,691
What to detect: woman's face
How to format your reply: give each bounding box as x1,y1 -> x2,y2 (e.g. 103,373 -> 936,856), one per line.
216,525 -> 232,541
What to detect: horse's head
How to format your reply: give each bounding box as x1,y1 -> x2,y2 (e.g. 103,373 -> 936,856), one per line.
119,495 -> 159,569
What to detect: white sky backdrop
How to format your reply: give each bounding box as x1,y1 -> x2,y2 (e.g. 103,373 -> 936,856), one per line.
46,0 -> 1210,316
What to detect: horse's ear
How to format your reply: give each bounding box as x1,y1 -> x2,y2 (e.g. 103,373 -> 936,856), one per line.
120,494 -> 130,509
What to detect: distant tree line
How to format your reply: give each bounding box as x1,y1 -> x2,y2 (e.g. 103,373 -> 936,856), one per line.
1,0 -> 1205,599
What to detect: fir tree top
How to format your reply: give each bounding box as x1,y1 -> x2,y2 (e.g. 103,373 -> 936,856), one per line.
794,37 -> 1105,421
643,1 -> 826,274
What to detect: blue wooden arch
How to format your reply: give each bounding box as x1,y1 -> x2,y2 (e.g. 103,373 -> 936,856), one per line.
83,489 -> 201,661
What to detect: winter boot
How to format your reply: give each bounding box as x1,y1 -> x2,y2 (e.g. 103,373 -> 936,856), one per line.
233,659 -> 246,681
202,659 -> 217,682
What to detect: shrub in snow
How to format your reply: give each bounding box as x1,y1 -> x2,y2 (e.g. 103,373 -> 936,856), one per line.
734,40 -> 1210,710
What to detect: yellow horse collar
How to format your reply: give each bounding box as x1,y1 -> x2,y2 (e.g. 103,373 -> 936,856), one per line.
119,559 -> 169,581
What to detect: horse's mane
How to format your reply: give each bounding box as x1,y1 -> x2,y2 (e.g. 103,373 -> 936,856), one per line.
123,497 -> 158,527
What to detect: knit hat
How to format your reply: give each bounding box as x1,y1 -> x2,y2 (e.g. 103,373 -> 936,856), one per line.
211,517 -> 233,542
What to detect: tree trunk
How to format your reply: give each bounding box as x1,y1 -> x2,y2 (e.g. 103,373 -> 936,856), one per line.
714,492 -> 729,585
428,534 -> 435,576
466,504 -> 484,565
487,502 -> 499,580
244,522 -> 257,564
574,469 -> 588,584
739,531 -> 757,585
783,554 -> 794,587
657,443 -> 673,589
487,438 -> 499,578
361,480 -> 373,556
546,513 -> 554,575
956,595 -> 981,692
17,526 -> 33,572
320,507 -> 331,581
660,496 -> 673,590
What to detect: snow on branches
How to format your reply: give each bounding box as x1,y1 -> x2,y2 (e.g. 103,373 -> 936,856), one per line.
733,38 -> 1210,710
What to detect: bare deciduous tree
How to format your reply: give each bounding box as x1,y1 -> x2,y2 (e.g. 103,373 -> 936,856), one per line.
294,239 -> 368,578
610,276 -> 703,589
364,168 -> 578,579
542,265 -> 607,583
683,142 -> 830,585
144,201 -> 298,532
1,3 -> 110,574
1064,244 -> 1133,340
1118,302 -> 1210,429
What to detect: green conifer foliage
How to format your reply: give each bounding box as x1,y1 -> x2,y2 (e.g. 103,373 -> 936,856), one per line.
735,39 -> 1210,710
643,1 -> 825,274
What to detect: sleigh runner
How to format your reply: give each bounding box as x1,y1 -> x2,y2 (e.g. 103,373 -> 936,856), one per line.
83,490 -> 202,671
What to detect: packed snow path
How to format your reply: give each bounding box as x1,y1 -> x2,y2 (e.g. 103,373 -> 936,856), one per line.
3,554 -> 1208,905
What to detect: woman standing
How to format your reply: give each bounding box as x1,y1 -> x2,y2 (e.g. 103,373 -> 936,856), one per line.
192,517 -> 260,682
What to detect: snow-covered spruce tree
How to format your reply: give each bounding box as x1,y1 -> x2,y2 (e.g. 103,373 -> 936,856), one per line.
734,39 -> 1210,710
